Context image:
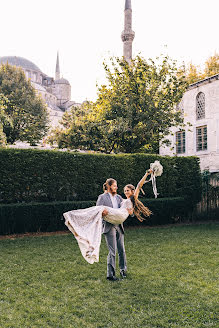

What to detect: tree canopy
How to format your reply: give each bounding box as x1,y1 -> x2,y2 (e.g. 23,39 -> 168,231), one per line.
0,64 -> 49,145
185,52 -> 219,84
49,55 -> 188,153
0,94 -> 10,146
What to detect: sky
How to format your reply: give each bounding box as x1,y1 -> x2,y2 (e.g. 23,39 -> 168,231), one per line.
1,0 -> 219,103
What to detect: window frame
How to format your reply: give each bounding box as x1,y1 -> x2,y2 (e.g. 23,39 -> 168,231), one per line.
176,130 -> 186,154
196,92 -> 205,120
196,125 -> 207,152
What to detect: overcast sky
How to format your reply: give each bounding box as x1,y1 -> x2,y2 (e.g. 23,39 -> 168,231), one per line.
1,0 -> 219,102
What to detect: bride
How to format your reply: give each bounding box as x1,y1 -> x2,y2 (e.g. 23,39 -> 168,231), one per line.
63,169 -> 153,264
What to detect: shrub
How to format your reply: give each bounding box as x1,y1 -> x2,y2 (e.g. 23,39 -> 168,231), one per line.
0,149 -> 202,204
0,197 -> 193,235
0,201 -> 95,235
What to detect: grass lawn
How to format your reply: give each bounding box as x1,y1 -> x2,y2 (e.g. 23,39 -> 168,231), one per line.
0,223 -> 218,328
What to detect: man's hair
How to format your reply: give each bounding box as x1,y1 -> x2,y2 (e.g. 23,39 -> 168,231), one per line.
103,178 -> 117,192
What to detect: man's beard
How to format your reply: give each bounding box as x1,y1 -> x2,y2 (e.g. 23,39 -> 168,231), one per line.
109,187 -> 117,195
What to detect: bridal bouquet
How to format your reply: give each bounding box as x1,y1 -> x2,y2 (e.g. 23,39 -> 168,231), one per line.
150,160 -> 163,177
143,161 -> 163,198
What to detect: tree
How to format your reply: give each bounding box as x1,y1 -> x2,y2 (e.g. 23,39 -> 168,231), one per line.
185,63 -> 204,84
49,55 -> 188,153
0,64 -> 49,144
204,53 -> 219,77
0,93 -> 12,146
185,53 -> 219,84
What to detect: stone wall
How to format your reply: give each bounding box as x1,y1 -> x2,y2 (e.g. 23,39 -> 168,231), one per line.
160,78 -> 219,172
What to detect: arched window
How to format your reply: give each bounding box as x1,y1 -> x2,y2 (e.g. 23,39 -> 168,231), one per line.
196,92 -> 205,120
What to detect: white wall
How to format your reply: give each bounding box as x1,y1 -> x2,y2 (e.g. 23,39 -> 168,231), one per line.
160,78 -> 219,172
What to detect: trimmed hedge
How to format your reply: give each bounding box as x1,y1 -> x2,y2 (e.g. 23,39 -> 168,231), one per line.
0,197 -> 192,235
0,149 -> 202,204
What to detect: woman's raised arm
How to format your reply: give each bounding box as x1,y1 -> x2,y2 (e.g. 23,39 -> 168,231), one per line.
134,169 -> 152,199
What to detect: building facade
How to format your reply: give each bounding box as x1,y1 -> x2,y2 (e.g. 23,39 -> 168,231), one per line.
159,74 -> 219,173
0,55 -> 79,128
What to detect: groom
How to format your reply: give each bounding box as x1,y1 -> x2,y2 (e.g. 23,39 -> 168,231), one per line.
96,178 -> 127,281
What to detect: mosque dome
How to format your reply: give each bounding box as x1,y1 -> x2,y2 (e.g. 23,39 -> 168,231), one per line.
55,77 -> 70,85
0,56 -> 42,72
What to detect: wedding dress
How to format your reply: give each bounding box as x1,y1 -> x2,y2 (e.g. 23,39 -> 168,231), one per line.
63,198 -> 133,264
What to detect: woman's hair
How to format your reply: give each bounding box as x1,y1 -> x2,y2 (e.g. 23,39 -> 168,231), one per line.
103,178 -> 117,192
124,184 -> 152,222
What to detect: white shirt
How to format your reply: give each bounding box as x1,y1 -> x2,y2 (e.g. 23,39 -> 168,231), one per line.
109,193 -> 119,209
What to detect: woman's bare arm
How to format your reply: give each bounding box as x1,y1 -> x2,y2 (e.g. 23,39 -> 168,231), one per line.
134,169 -> 152,199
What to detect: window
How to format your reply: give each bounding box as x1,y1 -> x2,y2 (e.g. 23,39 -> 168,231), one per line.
33,72 -> 37,82
196,126 -> 207,151
196,92 -> 205,120
176,131 -> 185,154
26,71 -> 31,79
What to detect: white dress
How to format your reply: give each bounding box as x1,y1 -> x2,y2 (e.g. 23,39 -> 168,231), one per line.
63,198 -> 133,264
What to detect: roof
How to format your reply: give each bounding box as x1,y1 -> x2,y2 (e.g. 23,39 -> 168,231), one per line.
0,56 -> 42,72
55,78 -> 70,85
31,82 -> 46,92
56,52 -> 60,74
188,73 -> 219,90
125,0 -> 132,10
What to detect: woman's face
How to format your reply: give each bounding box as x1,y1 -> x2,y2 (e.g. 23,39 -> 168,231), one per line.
124,186 -> 134,198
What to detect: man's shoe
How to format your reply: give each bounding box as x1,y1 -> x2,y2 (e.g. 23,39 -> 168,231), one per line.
120,270 -> 127,279
107,276 -> 119,281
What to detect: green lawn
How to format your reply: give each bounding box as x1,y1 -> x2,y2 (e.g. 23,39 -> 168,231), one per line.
0,223 -> 218,328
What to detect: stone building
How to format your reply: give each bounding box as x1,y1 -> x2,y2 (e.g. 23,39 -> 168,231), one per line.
159,74 -> 219,174
0,54 -> 79,128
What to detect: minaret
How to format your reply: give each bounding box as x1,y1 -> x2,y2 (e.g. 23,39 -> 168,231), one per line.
55,52 -> 60,80
121,0 -> 135,64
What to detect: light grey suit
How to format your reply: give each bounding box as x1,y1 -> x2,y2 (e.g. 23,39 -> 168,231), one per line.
96,192 -> 127,277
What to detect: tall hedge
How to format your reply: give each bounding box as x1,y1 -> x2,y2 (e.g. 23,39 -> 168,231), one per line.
0,149 -> 202,204
0,197 -> 192,235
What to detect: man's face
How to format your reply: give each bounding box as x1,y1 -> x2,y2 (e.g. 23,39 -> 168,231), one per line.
109,182 -> 118,195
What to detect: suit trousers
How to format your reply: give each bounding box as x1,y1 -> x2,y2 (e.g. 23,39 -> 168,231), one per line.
104,225 -> 127,277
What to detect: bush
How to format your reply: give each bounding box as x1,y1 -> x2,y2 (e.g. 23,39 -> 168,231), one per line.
127,197 -> 192,227
0,197 -> 192,235
0,201 -> 95,235
0,149 -> 202,204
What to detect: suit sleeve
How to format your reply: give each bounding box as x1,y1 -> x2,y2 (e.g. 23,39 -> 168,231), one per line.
96,194 -> 104,206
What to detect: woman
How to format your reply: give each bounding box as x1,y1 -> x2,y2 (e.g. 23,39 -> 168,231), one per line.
63,169 -> 152,264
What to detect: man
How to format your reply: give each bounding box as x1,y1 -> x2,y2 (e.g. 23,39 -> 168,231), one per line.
96,178 -> 127,281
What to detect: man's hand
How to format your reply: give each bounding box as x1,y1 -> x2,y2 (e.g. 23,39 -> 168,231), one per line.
127,208 -> 134,215
102,209 -> 109,217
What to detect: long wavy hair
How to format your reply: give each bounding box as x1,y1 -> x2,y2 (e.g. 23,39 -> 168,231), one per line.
124,184 -> 152,222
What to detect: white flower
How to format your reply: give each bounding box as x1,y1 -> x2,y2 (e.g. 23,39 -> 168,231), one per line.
150,161 -> 163,177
